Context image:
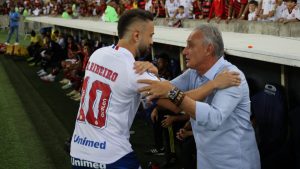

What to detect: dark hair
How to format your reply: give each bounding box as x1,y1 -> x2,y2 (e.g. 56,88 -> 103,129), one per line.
31,30 -> 36,36
156,52 -> 169,63
117,9 -> 153,39
249,0 -> 258,6
178,5 -> 184,9
285,0 -> 296,3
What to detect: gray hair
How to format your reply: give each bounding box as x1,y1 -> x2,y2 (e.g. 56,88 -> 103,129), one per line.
194,25 -> 224,58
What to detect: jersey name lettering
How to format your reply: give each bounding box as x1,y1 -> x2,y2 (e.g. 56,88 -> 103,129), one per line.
86,61 -> 118,82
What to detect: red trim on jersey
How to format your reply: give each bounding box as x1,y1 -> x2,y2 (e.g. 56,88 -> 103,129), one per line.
112,45 -> 119,50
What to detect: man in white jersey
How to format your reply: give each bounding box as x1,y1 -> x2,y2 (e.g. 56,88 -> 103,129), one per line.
70,9 -> 157,169
70,9 -> 241,169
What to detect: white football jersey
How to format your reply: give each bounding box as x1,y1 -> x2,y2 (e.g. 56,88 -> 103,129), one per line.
281,8 -> 297,20
70,45 -> 158,164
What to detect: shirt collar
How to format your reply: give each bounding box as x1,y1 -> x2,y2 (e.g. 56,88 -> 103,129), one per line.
203,56 -> 225,81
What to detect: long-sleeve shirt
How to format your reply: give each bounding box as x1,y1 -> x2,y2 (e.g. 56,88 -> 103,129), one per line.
171,57 -> 260,169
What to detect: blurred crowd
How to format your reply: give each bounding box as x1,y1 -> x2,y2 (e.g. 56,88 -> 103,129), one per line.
0,0 -> 299,26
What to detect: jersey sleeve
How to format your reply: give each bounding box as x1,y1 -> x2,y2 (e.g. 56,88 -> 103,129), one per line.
129,70 -> 160,92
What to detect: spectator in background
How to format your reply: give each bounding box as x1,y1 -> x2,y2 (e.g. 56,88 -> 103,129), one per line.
101,0 -> 119,22
207,0 -> 225,23
176,5 -> 188,19
199,0 -> 211,19
40,35 -> 64,82
259,0 -> 276,21
5,6 -> 20,45
23,5 -> 30,34
2,2 -> 9,15
51,30 -> 60,42
192,0 -> 201,19
138,0 -> 146,10
274,0 -> 286,21
27,30 -> 43,62
145,0 -> 154,14
153,0 -> 166,18
278,0 -> 298,23
96,0 -> 106,16
62,5 -> 73,19
51,2 -> 60,16
179,0 -> 193,18
79,2 -> 88,16
132,0 -> 139,9
165,0 -> 180,19
172,5 -> 187,27
123,0 -> 134,11
226,0 -> 248,23
248,0 -> 258,21
32,4 -> 41,16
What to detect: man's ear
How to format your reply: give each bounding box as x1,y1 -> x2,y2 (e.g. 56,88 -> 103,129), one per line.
132,30 -> 140,43
206,43 -> 214,56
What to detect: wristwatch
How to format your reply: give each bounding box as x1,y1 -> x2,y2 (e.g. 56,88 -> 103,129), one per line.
167,87 -> 179,101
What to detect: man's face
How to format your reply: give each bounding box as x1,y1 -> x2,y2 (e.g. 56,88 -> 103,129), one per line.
182,31 -> 209,69
178,8 -> 184,14
157,58 -> 167,70
286,1 -> 296,10
136,21 -> 154,57
249,4 -> 256,12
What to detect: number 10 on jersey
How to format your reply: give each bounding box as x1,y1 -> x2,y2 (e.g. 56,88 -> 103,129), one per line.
77,76 -> 112,128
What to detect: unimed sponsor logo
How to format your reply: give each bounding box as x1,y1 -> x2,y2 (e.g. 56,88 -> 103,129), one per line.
73,135 -> 106,150
71,157 -> 106,169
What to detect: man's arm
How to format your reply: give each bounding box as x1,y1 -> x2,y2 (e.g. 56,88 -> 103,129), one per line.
156,80 -> 218,113
163,79 -> 242,128
147,71 -> 241,114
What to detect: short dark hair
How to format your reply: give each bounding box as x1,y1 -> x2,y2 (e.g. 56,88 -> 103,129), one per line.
178,5 -> 184,9
31,30 -> 36,36
285,0 -> 296,3
117,9 -> 153,39
156,52 -> 170,63
249,0 -> 258,6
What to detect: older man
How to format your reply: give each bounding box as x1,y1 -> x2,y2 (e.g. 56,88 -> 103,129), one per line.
138,25 -> 261,169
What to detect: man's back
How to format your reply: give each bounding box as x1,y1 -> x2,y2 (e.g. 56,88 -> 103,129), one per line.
70,45 -> 156,164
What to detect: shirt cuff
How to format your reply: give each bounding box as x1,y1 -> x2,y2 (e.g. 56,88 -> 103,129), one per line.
195,101 -> 211,126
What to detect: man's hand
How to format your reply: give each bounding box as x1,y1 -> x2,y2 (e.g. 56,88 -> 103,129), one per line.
161,115 -> 174,128
151,108 -> 158,123
138,80 -> 173,100
134,61 -> 158,75
212,70 -> 241,89
176,128 -> 193,140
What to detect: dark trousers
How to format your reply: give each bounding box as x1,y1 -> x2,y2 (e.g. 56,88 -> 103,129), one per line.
6,26 -> 19,43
